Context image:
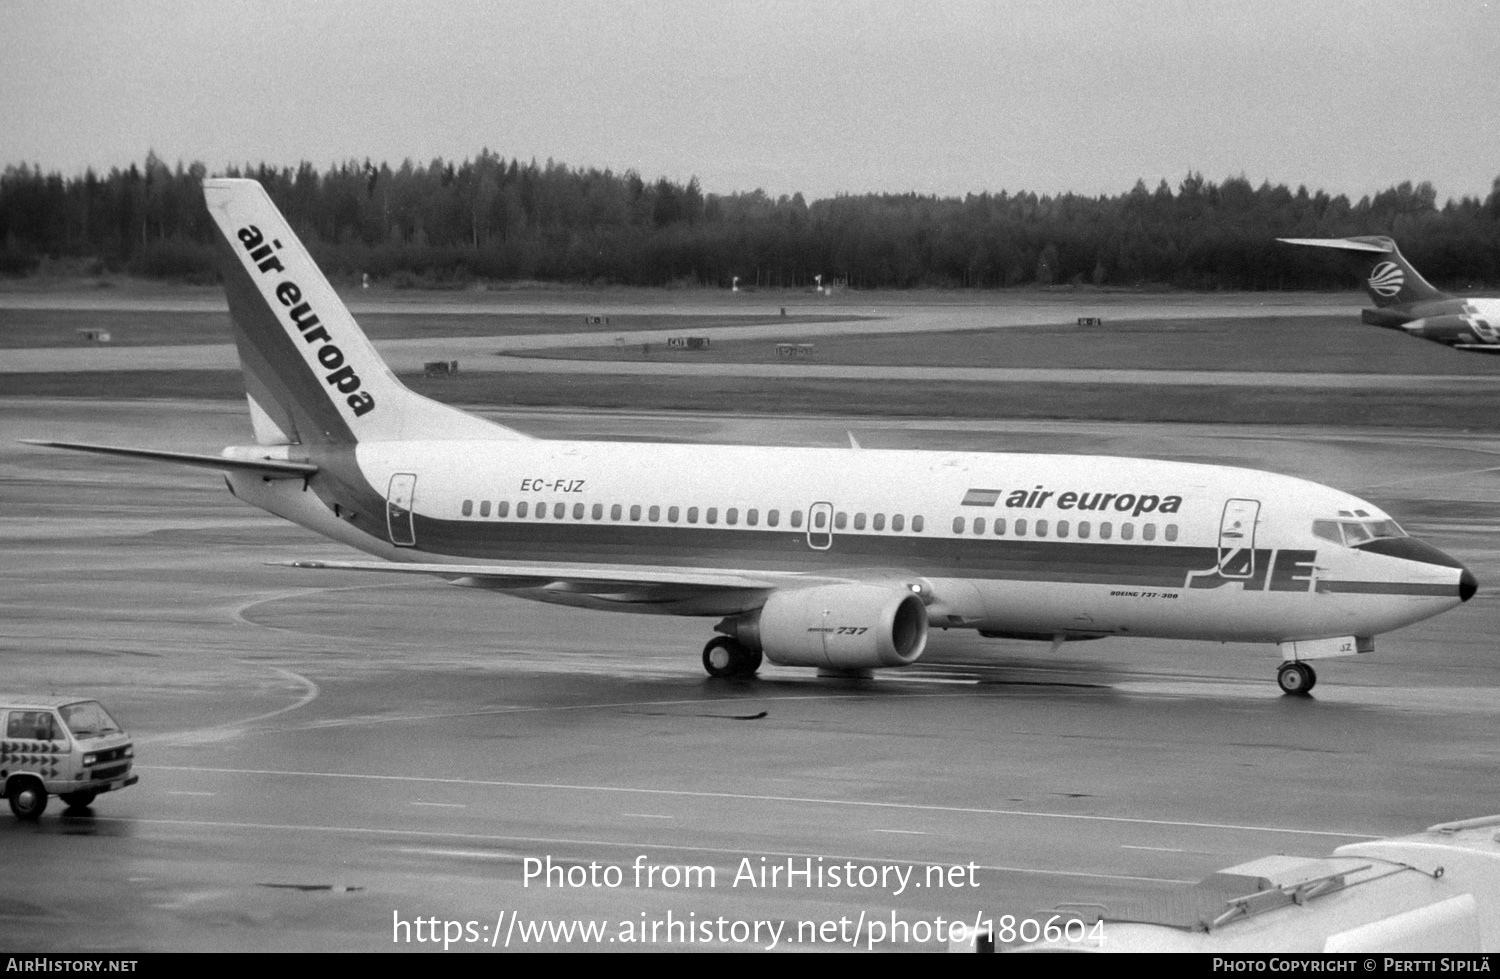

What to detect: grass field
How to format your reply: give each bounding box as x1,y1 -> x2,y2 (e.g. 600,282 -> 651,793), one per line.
515,315 -> 1500,377
5,368 -> 1500,430
5,286 -> 1498,429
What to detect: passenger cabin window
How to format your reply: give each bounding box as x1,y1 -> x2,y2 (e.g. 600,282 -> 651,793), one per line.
649,505 -> 660,522
726,508 -> 738,525
611,504 -> 622,520
768,510 -> 780,527
747,509 -> 758,526
462,500 -> 473,516
630,505 -> 642,521
668,506 -> 679,522
813,510 -> 826,529
973,518 -> 985,535
1165,524 -> 1178,542
536,504 -> 548,520
1057,520 -> 1068,538
912,516 -> 923,532
573,503 -> 585,519
1100,521 -> 1111,539
1142,523 -> 1156,541
1121,523 -> 1134,540
687,507 -> 699,524
835,512 -> 847,530
791,511 -> 803,529
873,514 -> 885,531
480,501 -> 491,517
498,501 -> 509,518
707,508 -> 718,524
1078,520 -> 1090,539
554,502 -> 565,519
892,514 -> 905,532
517,502 -> 529,518
1036,519 -> 1048,537
1015,518 -> 1027,536
994,518 -> 1006,535
592,503 -> 603,519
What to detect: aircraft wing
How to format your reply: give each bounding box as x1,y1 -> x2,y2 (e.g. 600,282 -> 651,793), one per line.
20,440 -> 318,479
1275,237 -> 1393,253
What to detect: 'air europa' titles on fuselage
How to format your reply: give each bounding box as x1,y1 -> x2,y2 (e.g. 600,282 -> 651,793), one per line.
961,486 -> 1183,518
236,223 -> 376,418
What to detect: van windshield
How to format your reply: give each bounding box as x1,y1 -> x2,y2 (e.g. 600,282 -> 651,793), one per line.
59,701 -> 122,739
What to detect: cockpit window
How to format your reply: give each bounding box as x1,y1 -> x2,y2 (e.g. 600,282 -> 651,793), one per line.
1313,517 -> 1407,546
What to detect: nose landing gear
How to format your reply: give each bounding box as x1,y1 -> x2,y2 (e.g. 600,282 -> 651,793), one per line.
1276,660 -> 1317,696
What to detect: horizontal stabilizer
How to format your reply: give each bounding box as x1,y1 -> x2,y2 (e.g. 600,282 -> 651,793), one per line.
1276,237 -> 1393,254
20,440 -> 318,479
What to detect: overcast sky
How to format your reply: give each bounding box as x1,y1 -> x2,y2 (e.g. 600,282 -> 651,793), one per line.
4,0 -> 1498,202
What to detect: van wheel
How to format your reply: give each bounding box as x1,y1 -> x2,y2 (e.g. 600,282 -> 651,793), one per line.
8,779 -> 48,821
60,791 -> 97,809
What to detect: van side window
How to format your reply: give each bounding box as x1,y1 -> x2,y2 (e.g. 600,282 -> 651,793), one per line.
7,710 -> 57,741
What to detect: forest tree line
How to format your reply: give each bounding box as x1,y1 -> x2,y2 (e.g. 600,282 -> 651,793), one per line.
2,151 -> 1499,290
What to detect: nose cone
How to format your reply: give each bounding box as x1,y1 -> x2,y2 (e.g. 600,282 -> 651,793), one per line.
1460,568 -> 1478,602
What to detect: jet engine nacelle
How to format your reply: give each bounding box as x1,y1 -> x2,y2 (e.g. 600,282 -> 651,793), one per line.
732,583 -> 929,669
1406,315 -> 1483,345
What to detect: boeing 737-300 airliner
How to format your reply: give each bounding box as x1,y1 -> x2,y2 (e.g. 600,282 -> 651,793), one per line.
25,181 -> 1476,695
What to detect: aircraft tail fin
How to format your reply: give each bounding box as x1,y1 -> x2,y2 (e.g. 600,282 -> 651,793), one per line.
1277,235 -> 1449,308
202,178 -> 523,446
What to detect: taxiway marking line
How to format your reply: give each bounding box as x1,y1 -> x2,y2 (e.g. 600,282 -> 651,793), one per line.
89,816 -> 1196,885
164,791 -> 215,797
399,848 -> 506,860
136,764 -> 1379,840
411,802 -> 467,808
1120,845 -> 1186,852
620,813 -> 673,819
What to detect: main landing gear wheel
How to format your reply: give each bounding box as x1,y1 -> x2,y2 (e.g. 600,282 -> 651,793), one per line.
1276,661 -> 1317,696
702,637 -> 761,678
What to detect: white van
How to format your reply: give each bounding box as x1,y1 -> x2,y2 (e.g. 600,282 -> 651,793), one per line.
0,696 -> 137,820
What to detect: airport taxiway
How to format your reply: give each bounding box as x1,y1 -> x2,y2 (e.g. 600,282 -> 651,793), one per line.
1,400 -> 1497,951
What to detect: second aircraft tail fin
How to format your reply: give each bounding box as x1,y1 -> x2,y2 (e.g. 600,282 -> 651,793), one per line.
1277,235 -> 1449,309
